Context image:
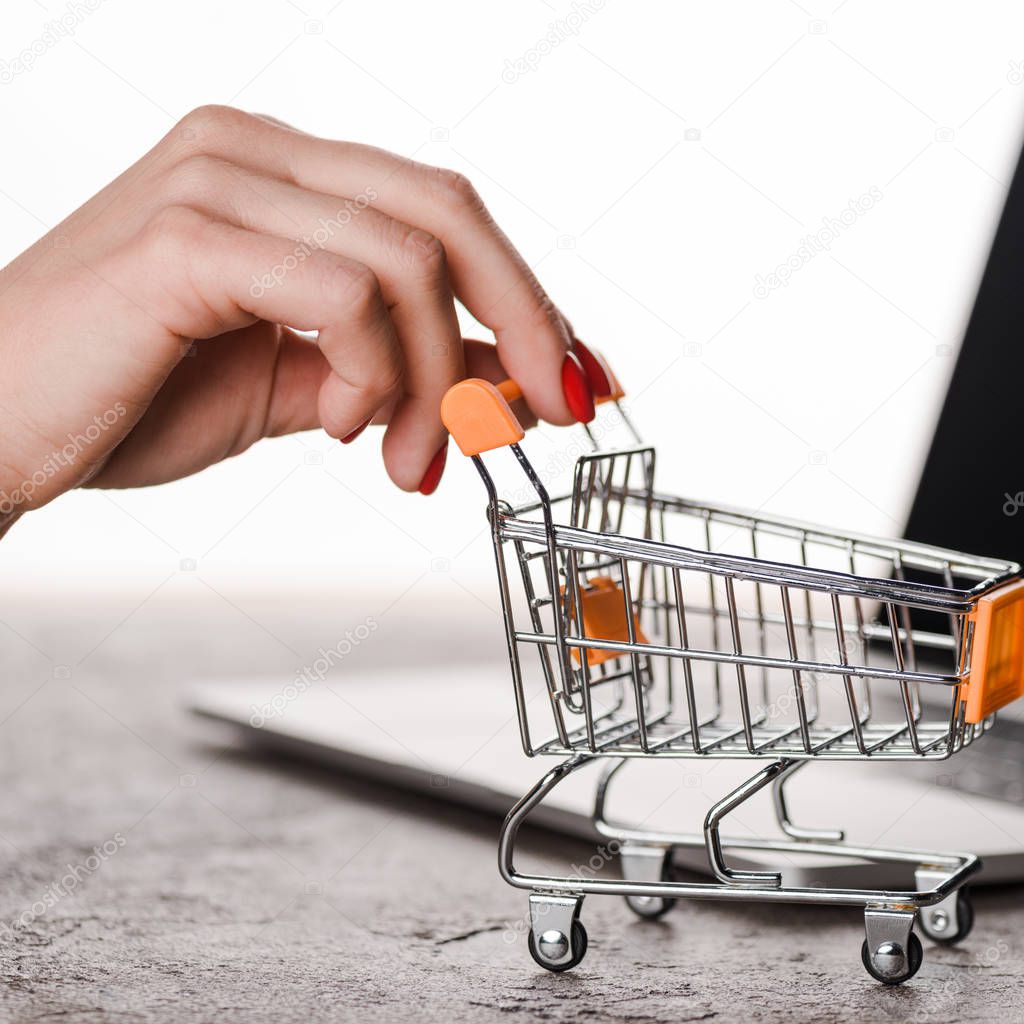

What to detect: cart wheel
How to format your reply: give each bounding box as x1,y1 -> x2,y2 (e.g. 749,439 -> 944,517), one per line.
624,892 -> 675,920
527,919 -> 588,973
623,859 -> 675,920
919,890 -> 974,946
861,932 -> 923,985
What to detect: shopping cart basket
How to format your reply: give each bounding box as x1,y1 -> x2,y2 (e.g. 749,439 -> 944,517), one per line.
440,358 -> 1024,985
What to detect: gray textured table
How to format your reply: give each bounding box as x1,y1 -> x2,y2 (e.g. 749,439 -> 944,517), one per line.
1,594 -> 1022,1023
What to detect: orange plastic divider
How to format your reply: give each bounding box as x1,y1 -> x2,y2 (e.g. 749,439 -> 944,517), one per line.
962,579 -> 1024,724
441,379 -> 525,456
566,576 -> 648,667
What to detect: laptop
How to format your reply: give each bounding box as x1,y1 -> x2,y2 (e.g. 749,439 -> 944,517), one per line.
189,141 -> 1024,887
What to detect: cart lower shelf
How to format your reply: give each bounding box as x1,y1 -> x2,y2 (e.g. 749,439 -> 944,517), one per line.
501,754 -> 980,985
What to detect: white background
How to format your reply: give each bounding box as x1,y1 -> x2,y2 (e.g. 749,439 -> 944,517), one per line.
1,0 -> 1022,624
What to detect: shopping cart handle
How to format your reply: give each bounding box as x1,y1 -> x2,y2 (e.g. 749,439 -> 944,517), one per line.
441,352 -> 624,456
441,378 -> 526,456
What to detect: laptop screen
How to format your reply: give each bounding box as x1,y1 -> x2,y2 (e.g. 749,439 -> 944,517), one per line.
905,140 -> 1024,567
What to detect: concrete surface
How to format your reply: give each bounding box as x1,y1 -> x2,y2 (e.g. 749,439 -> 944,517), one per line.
0,593 -> 1022,1023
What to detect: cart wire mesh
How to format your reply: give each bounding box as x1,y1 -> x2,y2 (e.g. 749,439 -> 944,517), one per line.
482,442 -> 1019,761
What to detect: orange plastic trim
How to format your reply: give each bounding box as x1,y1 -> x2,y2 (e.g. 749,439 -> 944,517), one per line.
566,576 -> 648,666
441,378 -> 525,456
496,380 -> 523,404
962,579 -> 1024,724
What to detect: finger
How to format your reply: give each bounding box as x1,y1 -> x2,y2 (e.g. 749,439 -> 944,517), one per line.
86,336 -> 527,491
164,158 -> 463,489
462,338 -> 537,430
251,112 -> 304,131
86,325 -> 329,488
124,207 -> 411,478
162,108 -> 589,425
273,337 -> 537,436
264,327 -> 331,436
276,337 -> 540,437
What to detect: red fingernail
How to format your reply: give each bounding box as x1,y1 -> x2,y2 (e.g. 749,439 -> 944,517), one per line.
561,352 -> 595,424
418,442 -> 448,495
572,339 -> 612,399
340,419 -> 371,445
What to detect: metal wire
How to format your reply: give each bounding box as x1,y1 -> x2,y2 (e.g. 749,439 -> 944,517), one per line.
475,438 -> 1017,762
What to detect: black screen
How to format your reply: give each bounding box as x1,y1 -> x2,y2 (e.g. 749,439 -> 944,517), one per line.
904,140 -> 1024,564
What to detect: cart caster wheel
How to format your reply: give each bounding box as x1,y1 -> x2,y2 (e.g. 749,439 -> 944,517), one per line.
861,932 -> 923,985
620,846 -> 675,920
528,920 -> 588,973
624,892 -> 675,920
919,890 -> 974,946
623,859 -> 675,920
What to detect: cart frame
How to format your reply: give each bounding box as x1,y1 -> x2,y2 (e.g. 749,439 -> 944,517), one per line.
440,369 -> 1022,985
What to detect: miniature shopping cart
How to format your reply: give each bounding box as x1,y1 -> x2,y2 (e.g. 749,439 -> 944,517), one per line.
439,356 -> 1024,986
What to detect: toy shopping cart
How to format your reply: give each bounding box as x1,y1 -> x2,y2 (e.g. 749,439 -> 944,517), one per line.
440,358 -> 1024,986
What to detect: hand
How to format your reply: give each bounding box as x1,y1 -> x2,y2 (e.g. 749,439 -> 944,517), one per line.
0,105 -> 599,532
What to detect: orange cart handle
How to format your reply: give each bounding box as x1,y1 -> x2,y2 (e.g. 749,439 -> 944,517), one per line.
441,353 -> 623,457
441,378 -> 525,457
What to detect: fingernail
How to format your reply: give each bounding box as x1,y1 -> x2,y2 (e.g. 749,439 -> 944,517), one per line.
561,352 -> 595,424
572,339 -> 611,399
418,442 -> 448,495
340,419 -> 371,445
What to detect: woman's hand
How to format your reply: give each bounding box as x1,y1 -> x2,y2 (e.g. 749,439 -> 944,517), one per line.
0,105 -> 598,530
